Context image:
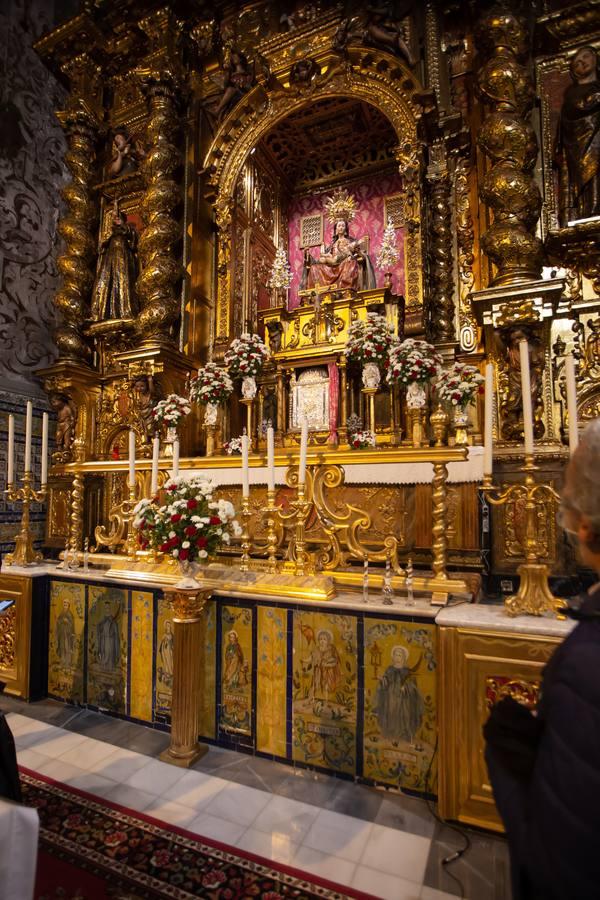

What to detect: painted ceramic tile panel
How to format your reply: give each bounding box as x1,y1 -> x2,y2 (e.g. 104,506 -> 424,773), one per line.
87,586 -> 128,714
363,619 -> 437,791
220,605 -> 253,736
130,591 -> 153,722
155,594 -> 174,717
292,611 -> 357,774
199,600 -> 217,739
48,580 -> 85,702
256,606 -> 287,757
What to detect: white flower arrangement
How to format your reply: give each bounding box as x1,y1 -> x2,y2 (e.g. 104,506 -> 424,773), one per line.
189,363 -> 233,406
387,339 -> 442,387
133,475 -> 242,562
152,394 -> 191,430
435,362 -> 485,408
224,333 -> 270,380
348,429 -> 376,450
344,312 -> 396,369
223,437 -> 243,455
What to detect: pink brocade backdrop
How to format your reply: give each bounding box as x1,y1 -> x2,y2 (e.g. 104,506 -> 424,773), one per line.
287,172 -> 405,309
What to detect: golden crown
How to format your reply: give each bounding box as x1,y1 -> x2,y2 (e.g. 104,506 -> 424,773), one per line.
324,188 -> 357,224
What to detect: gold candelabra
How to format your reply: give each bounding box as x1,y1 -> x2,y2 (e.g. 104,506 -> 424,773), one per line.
4,471 -> 47,566
291,483 -> 311,576
483,455 -> 566,617
239,494 -> 252,572
264,489 -> 279,573
126,485 -> 138,559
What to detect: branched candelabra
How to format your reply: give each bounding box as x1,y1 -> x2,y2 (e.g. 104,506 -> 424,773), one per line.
290,483 -> 311,576
239,495 -> 252,572
483,456 -> 566,617
4,472 -> 47,566
264,489 -> 279,573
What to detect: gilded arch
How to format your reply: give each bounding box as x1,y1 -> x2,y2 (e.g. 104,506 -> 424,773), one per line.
202,45 -> 425,348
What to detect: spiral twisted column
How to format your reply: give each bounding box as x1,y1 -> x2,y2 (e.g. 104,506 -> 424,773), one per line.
428,150 -> 455,343
136,74 -> 183,344
54,104 -> 99,363
474,5 -> 543,285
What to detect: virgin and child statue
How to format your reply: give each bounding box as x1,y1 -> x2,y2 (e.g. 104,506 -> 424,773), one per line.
300,189 -> 377,293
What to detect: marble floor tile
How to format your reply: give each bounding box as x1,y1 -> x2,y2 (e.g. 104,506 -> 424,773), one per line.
236,827 -> 299,864
120,727 -> 170,756
65,770 -> 117,798
187,811 -> 247,846
291,845 -> 357,887
160,769 -> 229,810
352,864 -> 422,900
374,793 -> 437,839
124,758 -> 187,795
12,722 -> 59,750
89,746 -> 152,783
30,729 -> 88,758
204,781 -> 271,827
4,697 -> 79,727
58,736 -> 120,768
423,823 -> 510,900
252,794 -> 320,843
302,808 -> 373,862
103,782 -> 157,812
276,770 -> 338,808
421,887 -> 464,900
361,823 -> 431,882
36,757 -> 89,785
324,780 -> 383,822
143,797 -> 198,828
16,747 -> 51,770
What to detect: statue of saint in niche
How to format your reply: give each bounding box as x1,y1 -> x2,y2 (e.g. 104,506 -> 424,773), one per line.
49,393 -> 77,454
301,190 -> 376,293
91,201 -> 139,323
555,46 -> 600,225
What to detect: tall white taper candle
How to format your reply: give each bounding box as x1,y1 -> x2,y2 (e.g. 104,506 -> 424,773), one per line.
299,418 -> 308,486
172,439 -> 180,478
483,363 -> 494,477
518,340 -> 535,457
128,429 -> 136,489
241,433 -> 250,498
24,400 -> 32,473
565,354 -> 579,455
151,435 -> 160,495
41,412 -> 48,485
266,425 -> 275,492
7,415 -> 14,485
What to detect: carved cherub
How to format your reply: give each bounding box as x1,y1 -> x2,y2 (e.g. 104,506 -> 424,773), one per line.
49,393 -> 77,454
108,126 -> 146,178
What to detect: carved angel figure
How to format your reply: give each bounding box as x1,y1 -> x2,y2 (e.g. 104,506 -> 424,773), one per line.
108,127 -> 146,178
49,393 -> 77,453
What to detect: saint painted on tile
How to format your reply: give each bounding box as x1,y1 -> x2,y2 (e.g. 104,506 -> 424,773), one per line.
307,629 -> 342,702
373,645 -> 424,744
96,598 -> 121,672
55,599 -> 75,667
224,629 -> 247,689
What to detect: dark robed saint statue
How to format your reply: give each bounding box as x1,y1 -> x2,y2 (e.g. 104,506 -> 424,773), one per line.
91,203 -> 139,322
555,46 -> 600,224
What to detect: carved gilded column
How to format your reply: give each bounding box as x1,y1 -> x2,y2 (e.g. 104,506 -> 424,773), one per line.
214,198 -> 233,354
428,142 -> 455,343
135,71 -> 183,343
455,154 -> 477,352
474,6 -> 543,285
55,78 -> 100,363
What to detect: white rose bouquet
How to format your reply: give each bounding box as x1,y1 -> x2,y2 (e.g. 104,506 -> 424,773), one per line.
224,333 -> 270,380
344,312 -> 395,370
387,339 -> 442,387
152,394 -> 191,430
435,362 -> 485,408
189,363 -> 233,406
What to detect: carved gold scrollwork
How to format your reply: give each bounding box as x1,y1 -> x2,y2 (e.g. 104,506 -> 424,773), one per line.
311,464 -> 405,573
455,155 -> 477,352
0,605 -> 16,670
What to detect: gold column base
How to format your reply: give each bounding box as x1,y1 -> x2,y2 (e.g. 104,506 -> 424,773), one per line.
159,587 -> 211,768
505,563 -> 566,618
409,407 -> 425,447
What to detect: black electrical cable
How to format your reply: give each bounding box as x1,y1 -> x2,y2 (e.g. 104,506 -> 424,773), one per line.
423,736 -> 471,900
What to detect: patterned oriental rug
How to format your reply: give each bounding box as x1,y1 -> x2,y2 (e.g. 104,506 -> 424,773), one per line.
21,769 -> 375,900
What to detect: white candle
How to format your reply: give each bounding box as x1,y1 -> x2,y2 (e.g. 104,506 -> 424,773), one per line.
41,412 -> 48,485
266,425 -> 275,492
151,435 -> 160,495
241,433 -> 249,498
299,418 -> 308,486
518,340 -> 535,457
172,438 -> 180,478
483,363 -> 494,477
7,415 -> 14,485
24,400 -> 32,473
565,354 -> 579,455
128,429 -> 136,489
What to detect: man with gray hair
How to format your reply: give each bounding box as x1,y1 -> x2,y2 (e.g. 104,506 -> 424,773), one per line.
484,418 -> 600,900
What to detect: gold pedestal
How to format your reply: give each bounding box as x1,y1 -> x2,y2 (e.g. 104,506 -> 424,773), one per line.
409,407 -> 425,448
362,386 -> 377,436
4,473 -> 47,567
159,587 -> 211,768
204,424 -> 217,457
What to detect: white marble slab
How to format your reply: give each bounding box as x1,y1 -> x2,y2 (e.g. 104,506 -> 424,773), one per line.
435,602 -> 576,637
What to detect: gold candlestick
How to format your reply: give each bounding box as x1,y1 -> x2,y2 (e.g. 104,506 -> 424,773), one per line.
4,472 -> 47,566
239,494 -> 252,572
265,489 -> 279,573
292,483 -> 311,577
126,485 -> 138,559
483,454 -> 565,617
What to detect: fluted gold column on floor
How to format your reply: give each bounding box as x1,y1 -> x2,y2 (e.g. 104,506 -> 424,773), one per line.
159,587 -> 211,768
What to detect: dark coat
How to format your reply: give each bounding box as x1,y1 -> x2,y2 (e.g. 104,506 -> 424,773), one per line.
484,586 -> 600,900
